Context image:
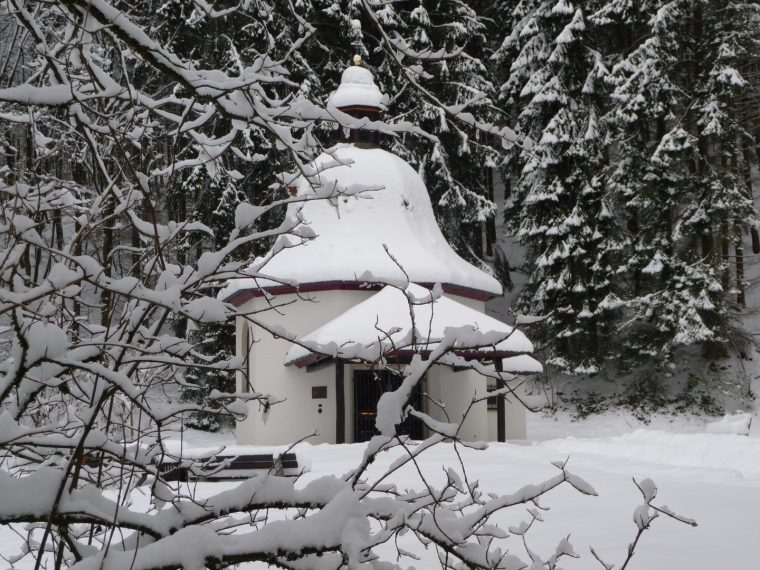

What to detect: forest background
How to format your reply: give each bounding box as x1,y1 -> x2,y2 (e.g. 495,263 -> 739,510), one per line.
2,0 -> 759,424
0,2 -> 755,567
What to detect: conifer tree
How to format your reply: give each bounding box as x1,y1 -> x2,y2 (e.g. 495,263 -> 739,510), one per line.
598,0 -> 759,372
690,1 -> 759,309
145,0 -> 299,428
495,0 -> 622,375
366,0 -> 502,266
177,170 -> 245,430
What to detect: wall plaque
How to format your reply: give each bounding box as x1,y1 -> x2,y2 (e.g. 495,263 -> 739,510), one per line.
312,386 -> 327,399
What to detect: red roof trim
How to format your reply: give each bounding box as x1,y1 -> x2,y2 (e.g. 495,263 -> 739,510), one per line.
337,105 -> 384,114
225,280 -> 497,306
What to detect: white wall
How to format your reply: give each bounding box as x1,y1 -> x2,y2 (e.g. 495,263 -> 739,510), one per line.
504,381 -> 527,439
236,289 -> 371,445
437,293 -> 528,441
486,381 -> 528,440
235,288 -> 527,445
426,364 -> 489,441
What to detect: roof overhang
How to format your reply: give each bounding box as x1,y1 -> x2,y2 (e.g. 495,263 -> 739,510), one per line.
224,280 -> 498,307
292,350 -> 541,375
279,284 -> 540,374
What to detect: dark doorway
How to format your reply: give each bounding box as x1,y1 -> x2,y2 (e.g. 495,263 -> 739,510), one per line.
353,369 -> 424,443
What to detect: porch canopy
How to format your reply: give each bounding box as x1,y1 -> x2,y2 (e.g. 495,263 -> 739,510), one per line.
284,283 -> 542,374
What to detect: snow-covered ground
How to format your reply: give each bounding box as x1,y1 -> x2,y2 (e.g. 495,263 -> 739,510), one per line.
169,413 -> 760,568
303,412 -> 759,569
3,410 -> 758,569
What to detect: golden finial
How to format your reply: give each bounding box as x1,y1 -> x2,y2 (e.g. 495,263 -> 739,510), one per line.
351,20 -> 363,66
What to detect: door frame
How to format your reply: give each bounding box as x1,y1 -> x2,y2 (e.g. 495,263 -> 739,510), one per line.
350,366 -> 426,443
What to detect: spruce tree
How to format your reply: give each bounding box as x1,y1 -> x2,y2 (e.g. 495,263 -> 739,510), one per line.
598,0 -> 759,372
147,0 -> 297,428
495,0 -> 623,375
366,1 -> 502,267
690,1 -> 759,309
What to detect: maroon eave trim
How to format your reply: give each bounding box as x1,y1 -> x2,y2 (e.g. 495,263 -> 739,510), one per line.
337,105 -> 384,118
224,280 -> 497,307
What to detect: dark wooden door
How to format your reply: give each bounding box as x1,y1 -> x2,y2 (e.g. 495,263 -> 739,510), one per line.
353,370 -> 424,443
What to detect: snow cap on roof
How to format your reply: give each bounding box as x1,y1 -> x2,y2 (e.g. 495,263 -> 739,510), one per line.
285,284 -> 539,371
221,145 -> 503,300
328,63 -> 387,110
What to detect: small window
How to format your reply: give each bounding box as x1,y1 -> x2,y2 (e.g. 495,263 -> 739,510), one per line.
487,380 -> 498,410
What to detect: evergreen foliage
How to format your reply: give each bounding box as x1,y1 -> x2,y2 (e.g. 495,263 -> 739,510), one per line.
494,0 -> 760,387
138,0 -> 509,428
7,0 -> 757,410
495,0 -> 622,375
597,0 -> 759,372
143,0 -> 295,429
374,0 -> 500,262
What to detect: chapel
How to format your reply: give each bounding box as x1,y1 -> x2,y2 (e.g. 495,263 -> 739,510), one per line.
222,58 -> 541,445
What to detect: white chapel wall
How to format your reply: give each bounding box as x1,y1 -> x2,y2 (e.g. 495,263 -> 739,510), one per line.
236,289 -> 372,445
426,364 -> 489,441
235,286 -> 527,444
486,382 -> 528,440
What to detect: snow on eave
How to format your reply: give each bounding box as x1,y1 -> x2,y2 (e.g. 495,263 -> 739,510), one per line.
283,284 -> 536,368
501,354 -> 543,374
328,65 -> 388,110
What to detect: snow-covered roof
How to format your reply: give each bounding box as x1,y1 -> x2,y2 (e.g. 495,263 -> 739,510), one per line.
223,145 -> 503,300
328,65 -> 387,110
285,284 -> 540,372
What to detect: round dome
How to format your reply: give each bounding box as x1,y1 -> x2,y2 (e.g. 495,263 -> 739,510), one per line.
244,145 -> 502,297
328,65 -> 387,110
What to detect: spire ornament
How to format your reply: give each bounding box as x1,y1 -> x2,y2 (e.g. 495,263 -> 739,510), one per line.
350,18 -> 364,66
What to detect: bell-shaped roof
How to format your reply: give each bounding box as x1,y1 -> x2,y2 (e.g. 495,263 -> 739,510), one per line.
222,144 -> 502,302
328,64 -> 387,110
